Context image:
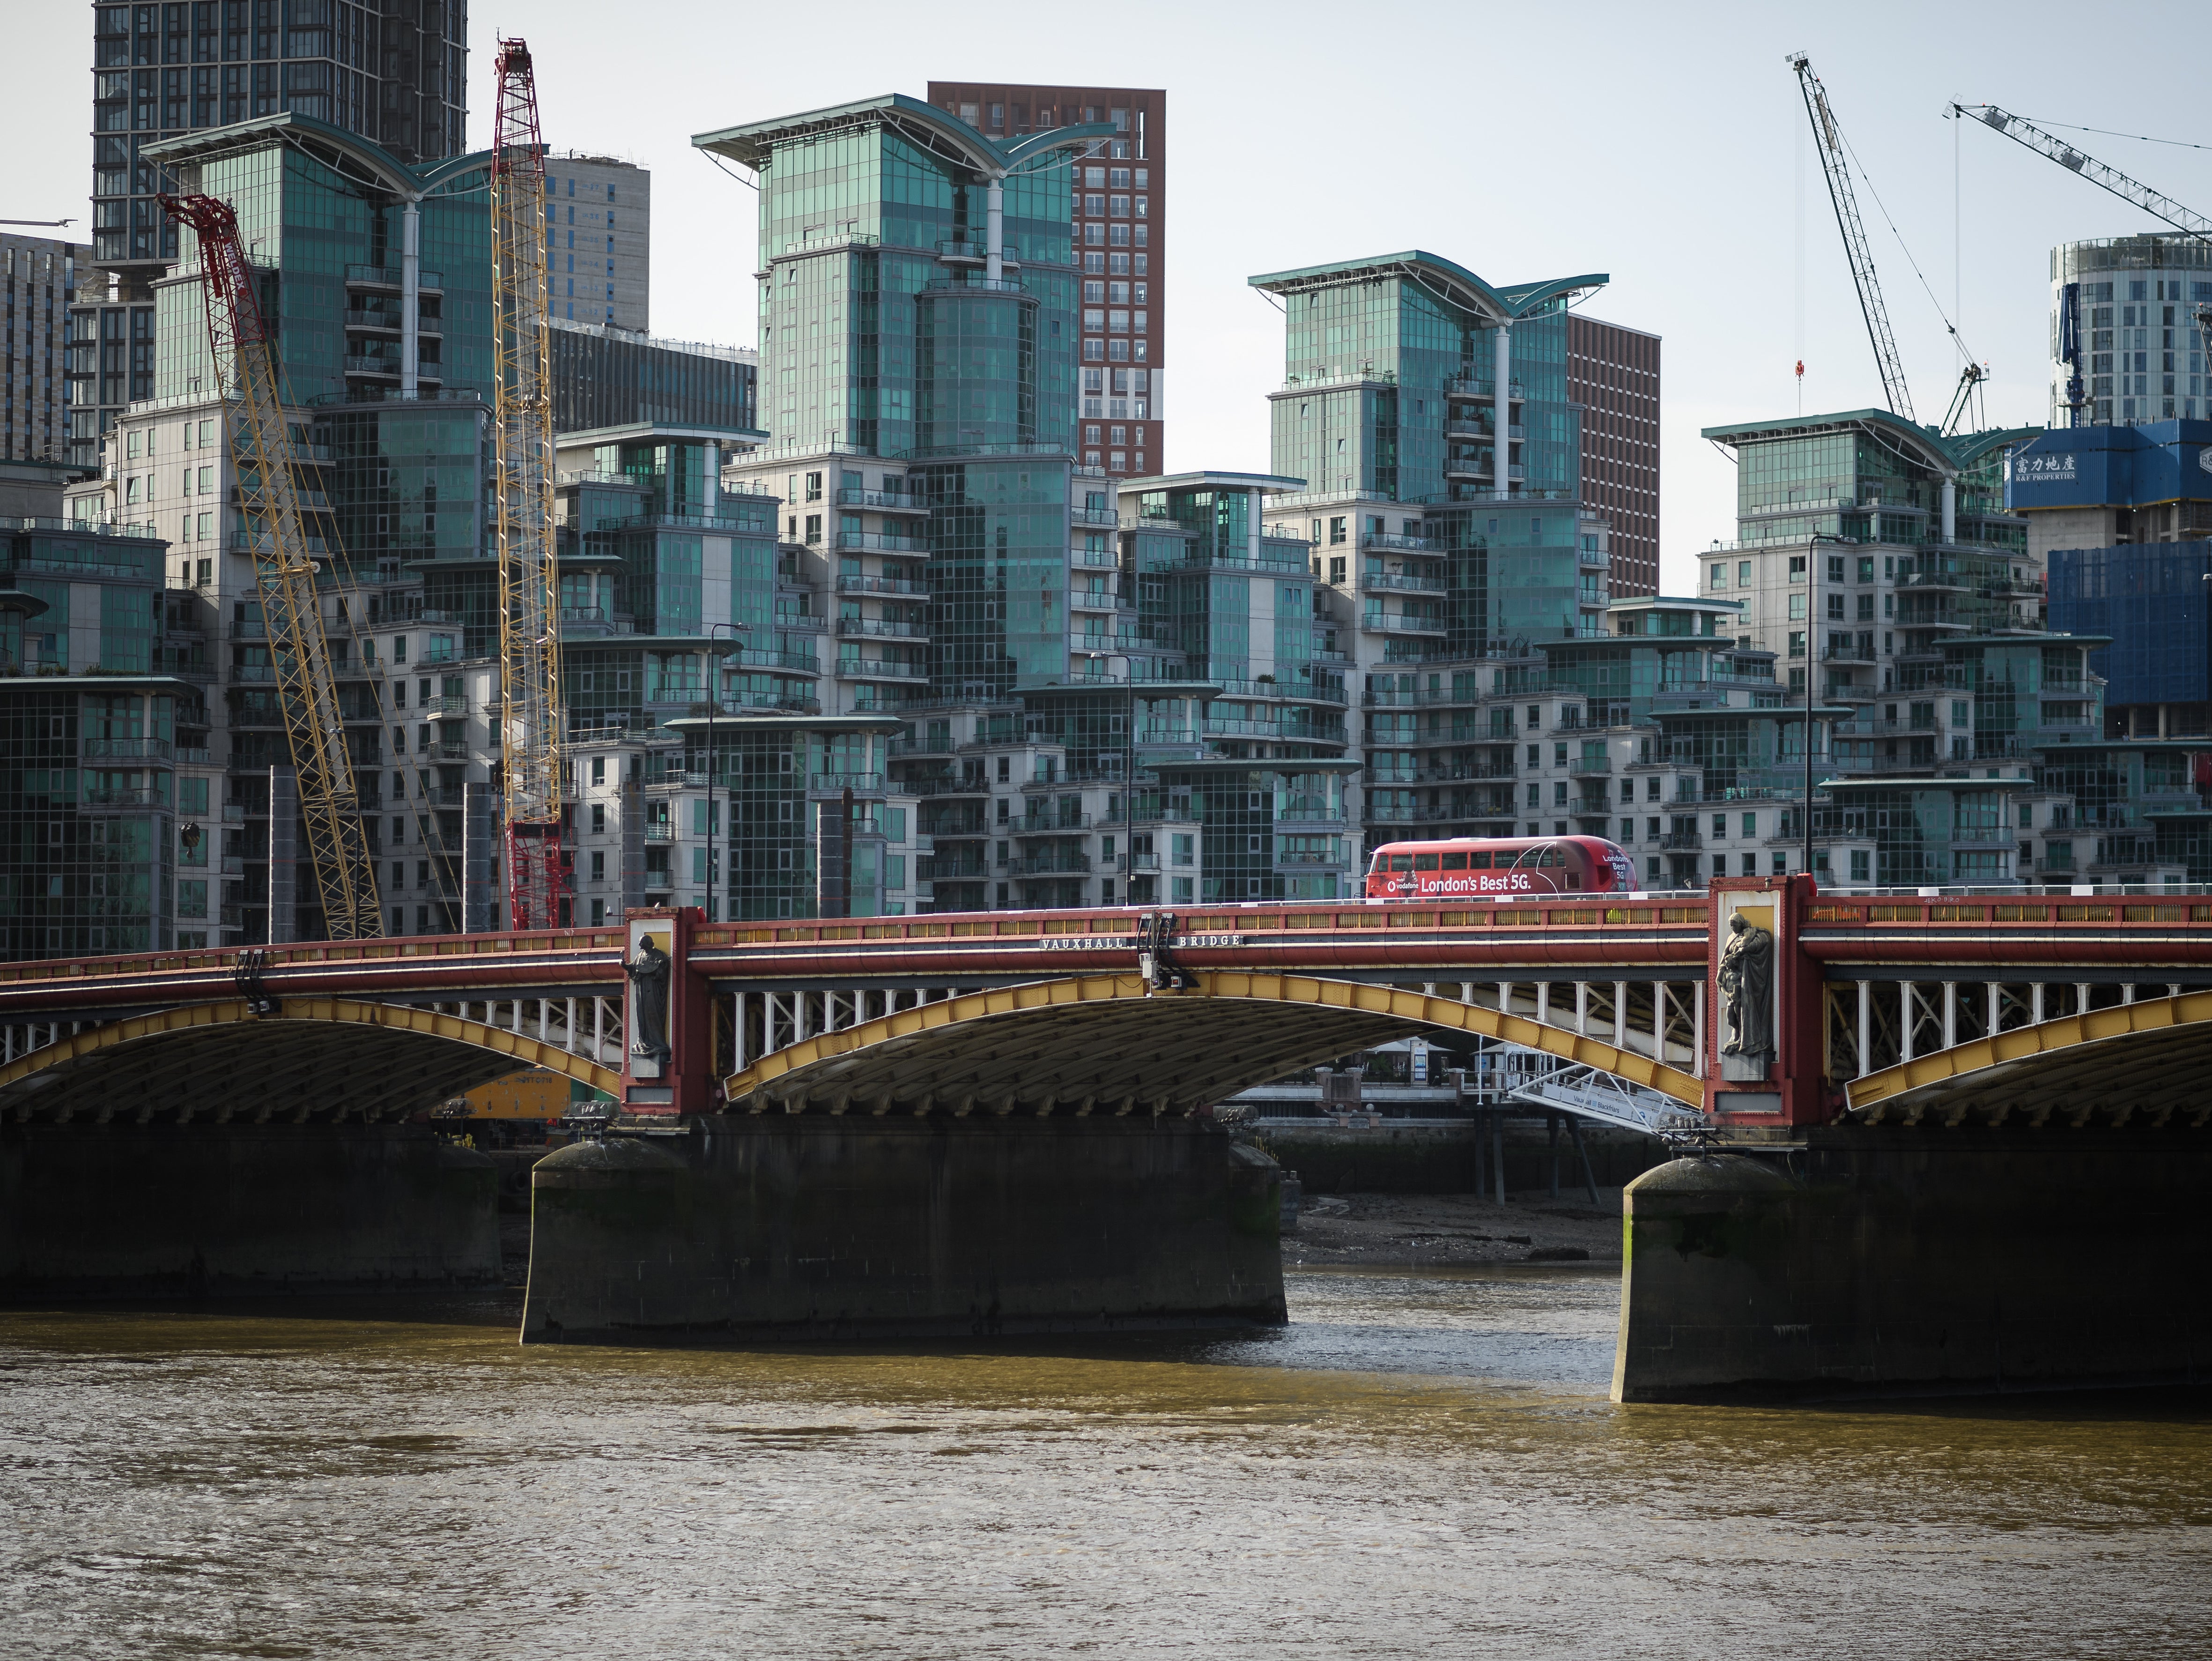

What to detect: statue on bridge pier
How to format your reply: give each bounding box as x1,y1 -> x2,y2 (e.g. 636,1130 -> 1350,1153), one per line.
1718,912 -> 1774,1072
625,935 -> 673,1068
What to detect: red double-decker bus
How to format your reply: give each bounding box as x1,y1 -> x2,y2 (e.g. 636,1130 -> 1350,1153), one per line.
1363,836 -> 1637,900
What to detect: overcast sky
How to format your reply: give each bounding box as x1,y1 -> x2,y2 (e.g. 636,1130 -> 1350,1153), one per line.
9,0 -> 2209,589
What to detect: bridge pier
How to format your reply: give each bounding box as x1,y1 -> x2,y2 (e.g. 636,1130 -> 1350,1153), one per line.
1613,1130 -> 2212,1401
520,1116 -> 1287,1342
0,1122 -> 500,1296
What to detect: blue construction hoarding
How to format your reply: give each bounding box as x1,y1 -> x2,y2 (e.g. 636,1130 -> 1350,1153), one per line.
2049,541 -> 2212,707
2007,420 -> 2212,512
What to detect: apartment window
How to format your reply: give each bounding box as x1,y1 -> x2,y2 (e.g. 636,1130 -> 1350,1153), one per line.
1710,562 -> 1726,589
804,514 -> 821,543
1789,593 -> 1806,620
1083,338 -> 1104,361
1084,281 -> 1104,303
1788,555 -> 1806,581
1738,560 -> 1751,586
1328,517 -> 1346,545
1109,195 -> 1129,217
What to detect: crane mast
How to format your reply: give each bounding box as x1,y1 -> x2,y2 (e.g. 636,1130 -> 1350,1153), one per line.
1790,52 -> 1916,423
1952,103 -> 2212,396
490,38 -> 569,930
159,192 -> 383,940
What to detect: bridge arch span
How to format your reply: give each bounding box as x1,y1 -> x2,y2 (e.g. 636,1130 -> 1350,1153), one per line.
1846,989 -> 2212,1129
723,971 -> 1704,1116
0,998 -> 623,1127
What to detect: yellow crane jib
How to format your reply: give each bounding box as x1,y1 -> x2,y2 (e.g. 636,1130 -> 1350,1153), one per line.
491,37 -> 570,931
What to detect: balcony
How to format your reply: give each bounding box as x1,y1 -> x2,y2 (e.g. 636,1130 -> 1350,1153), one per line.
1658,832 -> 1703,851
835,530 -> 925,554
1445,376 -> 1525,402
1359,531 -> 1437,553
1070,505 -> 1120,528
836,488 -> 928,514
1359,571 -> 1446,593
1359,612 -> 1447,636
643,823 -> 674,844
1568,756 -> 1612,775
345,265 -> 444,291
82,736 -> 174,761
809,772 -> 885,793
836,617 -> 929,639
836,574 -> 930,598
833,658 -> 930,681
1009,853 -> 1092,876
1068,588 -> 1132,612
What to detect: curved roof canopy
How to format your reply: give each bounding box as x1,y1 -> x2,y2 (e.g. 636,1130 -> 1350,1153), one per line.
695,93 -> 1114,178
1701,408 -> 2045,479
1248,251 -> 1607,326
142,110 -> 488,202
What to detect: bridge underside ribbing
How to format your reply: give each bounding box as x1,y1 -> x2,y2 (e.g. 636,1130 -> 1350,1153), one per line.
0,1000 -> 623,1126
723,973 -> 1704,1116
1847,992 -> 2212,1127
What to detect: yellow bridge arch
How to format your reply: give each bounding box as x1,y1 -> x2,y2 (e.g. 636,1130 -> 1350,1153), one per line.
725,971 -> 1704,1115
0,997 -> 623,1126
1846,988 -> 2212,1128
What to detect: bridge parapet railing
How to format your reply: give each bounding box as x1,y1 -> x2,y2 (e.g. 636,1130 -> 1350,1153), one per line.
0,926 -> 632,989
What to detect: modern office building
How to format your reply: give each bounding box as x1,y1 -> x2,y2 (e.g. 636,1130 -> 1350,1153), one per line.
75,0 -> 472,470
58,112 -> 499,943
3,235 -> 85,464
549,318 -> 757,435
1568,313 -> 1660,597
1243,250 -> 1619,857
2049,236 -> 2212,428
544,153 -> 649,331
1699,407 -> 2042,689
925,82 -> 1164,480
0,458 -> 192,957
682,94 -> 1364,913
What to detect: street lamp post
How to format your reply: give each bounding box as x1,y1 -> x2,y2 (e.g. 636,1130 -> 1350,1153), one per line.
704,622 -> 748,923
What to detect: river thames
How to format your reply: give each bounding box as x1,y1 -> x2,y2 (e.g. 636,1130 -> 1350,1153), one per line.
4,1265 -> 2207,1659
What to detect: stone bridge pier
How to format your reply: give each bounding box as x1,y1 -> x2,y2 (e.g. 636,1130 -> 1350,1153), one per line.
1614,876 -> 2212,1401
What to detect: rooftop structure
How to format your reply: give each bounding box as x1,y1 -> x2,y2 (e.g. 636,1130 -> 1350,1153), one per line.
2049,237 -> 2212,428
544,153 -> 650,332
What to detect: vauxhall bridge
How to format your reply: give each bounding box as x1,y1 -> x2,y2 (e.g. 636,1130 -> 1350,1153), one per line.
4,876 -> 2209,1400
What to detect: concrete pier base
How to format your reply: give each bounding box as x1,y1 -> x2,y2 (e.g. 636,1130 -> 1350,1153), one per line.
1613,1132 -> 2212,1401
521,1117 -> 1287,1343
0,1123 -> 500,1295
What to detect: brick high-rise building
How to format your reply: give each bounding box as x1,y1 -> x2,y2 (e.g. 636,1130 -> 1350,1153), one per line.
925,82 -> 1163,479
1567,314 -> 1660,597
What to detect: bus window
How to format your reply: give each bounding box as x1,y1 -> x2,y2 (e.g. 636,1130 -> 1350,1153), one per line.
1413,853 -> 1440,871
1541,846 -> 1563,866
1440,853 -> 1467,871
1390,854 -> 1414,872
1467,851 -> 1490,869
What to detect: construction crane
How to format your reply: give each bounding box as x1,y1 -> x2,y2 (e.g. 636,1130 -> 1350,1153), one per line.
1790,52 -> 1916,423
159,192 -> 382,940
1951,103 -> 2212,413
489,38 -> 570,931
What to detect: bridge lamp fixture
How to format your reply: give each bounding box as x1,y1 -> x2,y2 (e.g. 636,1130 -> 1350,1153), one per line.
179,823 -> 203,854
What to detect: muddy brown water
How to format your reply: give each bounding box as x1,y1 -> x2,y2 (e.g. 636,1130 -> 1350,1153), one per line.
3,1266 -> 2207,1658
